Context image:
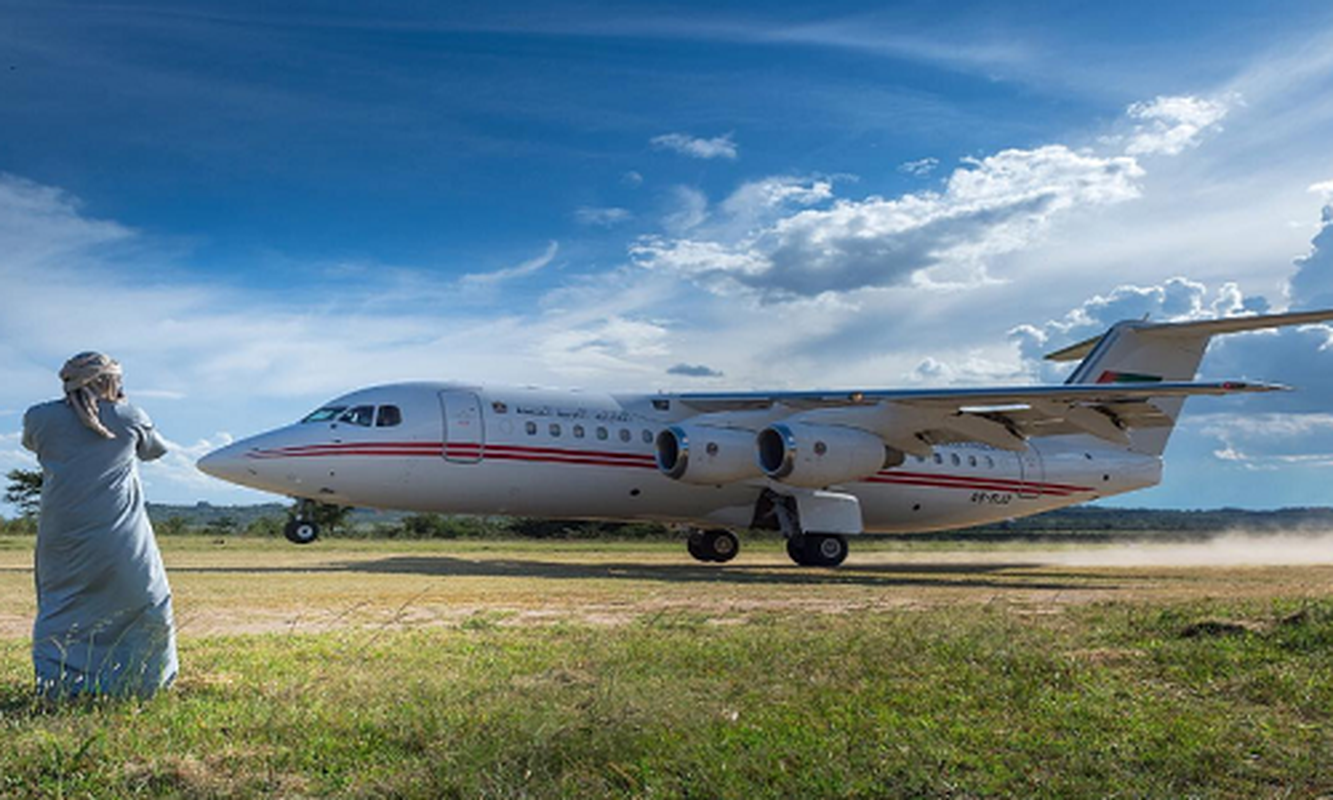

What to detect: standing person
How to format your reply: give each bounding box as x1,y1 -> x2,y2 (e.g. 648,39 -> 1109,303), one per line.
21,352 -> 178,699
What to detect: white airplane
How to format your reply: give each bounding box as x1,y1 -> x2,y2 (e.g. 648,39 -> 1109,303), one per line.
198,309 -> 1333,566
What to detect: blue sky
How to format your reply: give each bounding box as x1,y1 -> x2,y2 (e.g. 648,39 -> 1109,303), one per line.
3,1 -> 1333,511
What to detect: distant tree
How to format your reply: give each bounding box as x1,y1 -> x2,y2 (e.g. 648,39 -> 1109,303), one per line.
156,516 -> 190,537
4,468 -> 42,518
245,516 -> 283,538
206,515 -> 238,537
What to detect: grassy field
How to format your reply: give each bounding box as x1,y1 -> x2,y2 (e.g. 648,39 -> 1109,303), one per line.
1,535 -> 1331,797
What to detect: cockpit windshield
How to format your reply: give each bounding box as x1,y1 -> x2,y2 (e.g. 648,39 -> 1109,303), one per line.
301,403 -> 403,427
338,405 -> 376,427
301,406 -> 347,423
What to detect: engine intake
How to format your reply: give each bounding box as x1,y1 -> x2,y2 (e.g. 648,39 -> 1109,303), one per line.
757,422 -> 899,488
656,425 -> 763,485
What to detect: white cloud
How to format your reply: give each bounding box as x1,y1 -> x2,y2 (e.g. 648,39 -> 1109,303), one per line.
662,186 -> 709,234
1287,204 -> 1333,311
1124,95 -> 1231,156
1310,180 -> 1333,200
899,157 -> 939,177
536,316 -> 670,378
459,241 -> 559,286
635,145 -> 1143,299
650,132 -> 738,160
1195,413 -> 1333,469
574,206 -> 632,227
621,170 -> 644,187
718,176 -> 834,233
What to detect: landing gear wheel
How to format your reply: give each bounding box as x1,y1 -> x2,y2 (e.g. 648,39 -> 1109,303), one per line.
686,530 -> 711,562
786,534 -> 848,567
701,529 -> 740,563
807,534 -> 848,567
284,519 -> 320,545
786,535 -> 812,566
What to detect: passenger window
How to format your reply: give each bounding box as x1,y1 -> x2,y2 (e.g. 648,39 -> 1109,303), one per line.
301,406 -> 347,423
985,456 -> 995,469
914,455 -> 924,464
376,405 -> 402,427
968,455 -> 977,468
619,428 -> 632,443
597,427 -> 609,440
550,423 -> 562,437
491,401 -> 508,414
642,429 -> 653,444
573,424 -> 585,439
338,405 -> 375,427
932,453 -> 943,465
525,421 -> 538,436
950,453 -> 960,467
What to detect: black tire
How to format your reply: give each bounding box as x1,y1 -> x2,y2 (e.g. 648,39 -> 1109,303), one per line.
807,534 -> 848,567
786,535 -> 812,566
702,529 -> 740,563
284,519 -> 320,545
686,530 -> 711,562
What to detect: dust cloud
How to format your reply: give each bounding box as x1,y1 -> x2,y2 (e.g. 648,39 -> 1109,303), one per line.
1046,531 -> 1333,567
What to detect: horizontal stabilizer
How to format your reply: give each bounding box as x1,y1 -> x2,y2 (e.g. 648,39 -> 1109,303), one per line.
1045,308 -> 1333,362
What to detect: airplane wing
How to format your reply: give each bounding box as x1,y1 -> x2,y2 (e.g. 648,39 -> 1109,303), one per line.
675,380 -> 1285,450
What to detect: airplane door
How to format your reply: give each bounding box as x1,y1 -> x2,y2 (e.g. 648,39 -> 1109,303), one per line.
1017,446 -> 1044,499
440,390 -> 484,463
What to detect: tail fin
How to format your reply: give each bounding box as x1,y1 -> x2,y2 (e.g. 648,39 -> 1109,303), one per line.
1045,309 -> 1333,454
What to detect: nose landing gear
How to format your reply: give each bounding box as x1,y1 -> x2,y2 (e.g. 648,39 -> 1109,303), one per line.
284,500 -> 321,545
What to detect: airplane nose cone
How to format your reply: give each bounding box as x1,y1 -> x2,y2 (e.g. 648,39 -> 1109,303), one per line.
197,442 -> 248,482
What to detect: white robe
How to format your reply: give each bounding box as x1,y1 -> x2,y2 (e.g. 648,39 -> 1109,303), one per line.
22,398 -> 178,698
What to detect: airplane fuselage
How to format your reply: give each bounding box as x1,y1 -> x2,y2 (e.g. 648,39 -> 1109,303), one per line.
203,382 -> 1161,535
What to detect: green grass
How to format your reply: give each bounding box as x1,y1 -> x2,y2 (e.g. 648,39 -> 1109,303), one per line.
2,599 -> 1331,798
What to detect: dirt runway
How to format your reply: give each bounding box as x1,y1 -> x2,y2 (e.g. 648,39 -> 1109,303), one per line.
2,536 -> 1331,638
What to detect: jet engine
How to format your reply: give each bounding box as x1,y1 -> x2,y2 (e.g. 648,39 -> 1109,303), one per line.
756,422 -> 900,488
656,424 -> 764,485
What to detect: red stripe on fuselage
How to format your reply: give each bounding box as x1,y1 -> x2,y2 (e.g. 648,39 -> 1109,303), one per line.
243,441 -> 1090,495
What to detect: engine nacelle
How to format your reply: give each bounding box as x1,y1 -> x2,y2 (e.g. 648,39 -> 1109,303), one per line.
757,422 -> 899,488
656,425 -> 764,485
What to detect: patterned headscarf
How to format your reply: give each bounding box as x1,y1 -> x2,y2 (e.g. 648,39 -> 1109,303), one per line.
60,352 -> 124,439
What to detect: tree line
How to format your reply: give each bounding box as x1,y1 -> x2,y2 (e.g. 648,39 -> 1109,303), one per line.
8,467 -> 1333,540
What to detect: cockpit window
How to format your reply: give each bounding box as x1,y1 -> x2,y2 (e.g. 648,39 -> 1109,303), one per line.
338,405 -> 375,427
376,405 -> 402,427
301,406 -> 347,423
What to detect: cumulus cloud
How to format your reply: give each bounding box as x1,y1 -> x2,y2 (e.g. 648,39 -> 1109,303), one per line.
635,145 -> 1143,299
899,157 -> 939,177
1124,95 -> 1231,156
1006,203 -> 1333,474
1310,180 -> 1333,200
621,170 -> 644,187
574,206 -> 632,227
650,132 -> 738,160
1009,276 -> 1279,383
666,363 -> 723,378
1288,204 -> 1333,310
718,176 -> 834,233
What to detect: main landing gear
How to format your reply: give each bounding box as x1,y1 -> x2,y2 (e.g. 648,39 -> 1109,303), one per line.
284,500 -> 321,545
786,534 -> 849,568
686,528 -> 740,563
